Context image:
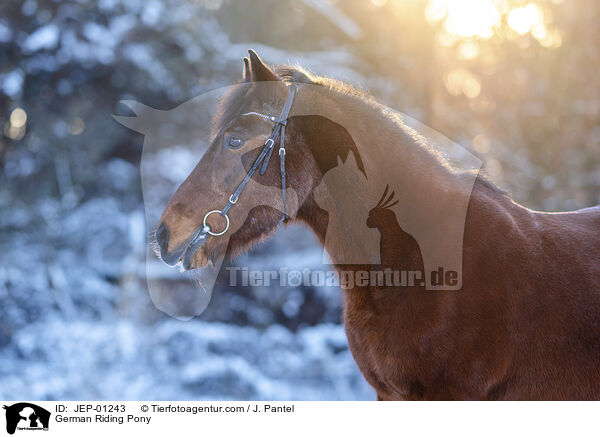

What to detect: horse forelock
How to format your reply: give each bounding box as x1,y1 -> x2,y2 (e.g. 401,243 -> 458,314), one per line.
211,83 -> 252,139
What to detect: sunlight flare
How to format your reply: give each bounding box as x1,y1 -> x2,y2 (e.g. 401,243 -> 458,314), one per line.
426,0 -> 501,39
425,0 -> 561,48
445,68 -> 481,98
508,3 -> 541,35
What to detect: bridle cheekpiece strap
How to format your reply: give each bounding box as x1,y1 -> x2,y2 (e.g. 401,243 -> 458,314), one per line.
198,84 -> 297,240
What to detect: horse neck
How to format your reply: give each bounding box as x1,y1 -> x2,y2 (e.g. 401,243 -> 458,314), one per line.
295,85 -> 470,268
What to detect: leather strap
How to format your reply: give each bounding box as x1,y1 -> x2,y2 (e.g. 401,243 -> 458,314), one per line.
279,125 -> 287,220
220,85 -> 296,219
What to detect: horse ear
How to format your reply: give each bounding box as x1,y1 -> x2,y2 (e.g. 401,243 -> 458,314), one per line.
242,57 -> 251,82
247,49 -> 279,82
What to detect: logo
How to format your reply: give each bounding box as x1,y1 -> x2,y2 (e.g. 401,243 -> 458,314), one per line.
3,403 -> 50,435
114,76 -> 482,319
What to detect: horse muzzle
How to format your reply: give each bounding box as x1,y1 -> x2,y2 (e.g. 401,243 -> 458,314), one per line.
181,234 -> 210,271
154,222 -> 180,266
155,222 -> 208,269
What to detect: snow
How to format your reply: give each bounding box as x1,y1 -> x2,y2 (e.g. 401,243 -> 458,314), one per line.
0,21 -> 13,42
1,69 -> 24,98
21,0 -> 38,17
0,156 -> 374,399
0,0 -> 390,401
0,319 -> 373,400
299,0 -> 364,40
23,23 -> 60,53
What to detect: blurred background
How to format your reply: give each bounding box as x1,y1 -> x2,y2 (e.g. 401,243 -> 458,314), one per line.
0,0 -> 598,400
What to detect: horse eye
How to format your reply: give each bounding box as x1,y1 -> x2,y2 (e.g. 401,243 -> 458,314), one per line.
224,136 -> 245,149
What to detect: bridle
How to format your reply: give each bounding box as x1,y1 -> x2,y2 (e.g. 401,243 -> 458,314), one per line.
187,84 -> 297,248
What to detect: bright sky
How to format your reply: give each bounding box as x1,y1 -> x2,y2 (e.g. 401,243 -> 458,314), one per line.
423,0 -> 561,48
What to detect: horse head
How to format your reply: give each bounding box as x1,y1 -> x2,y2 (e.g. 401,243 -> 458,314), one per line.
155,50 -> 329,270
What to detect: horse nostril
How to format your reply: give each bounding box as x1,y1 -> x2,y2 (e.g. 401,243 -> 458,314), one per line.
156,222 -> 169,253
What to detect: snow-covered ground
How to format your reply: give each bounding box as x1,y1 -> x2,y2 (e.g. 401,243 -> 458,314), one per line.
0,154 -> 374,400
0,319 -> 374,400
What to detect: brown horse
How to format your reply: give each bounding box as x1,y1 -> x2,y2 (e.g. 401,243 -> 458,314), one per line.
156,50 -> 600,400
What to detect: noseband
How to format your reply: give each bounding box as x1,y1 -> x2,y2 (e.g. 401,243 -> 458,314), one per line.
189,85 -> 297,246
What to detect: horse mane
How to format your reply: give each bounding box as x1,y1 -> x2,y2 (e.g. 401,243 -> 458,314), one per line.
214,63 -> 506,196
274,65 -> 374,102
274,65 -> 507,195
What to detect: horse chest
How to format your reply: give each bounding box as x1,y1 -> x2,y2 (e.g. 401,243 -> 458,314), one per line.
343,294 -> 433,400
